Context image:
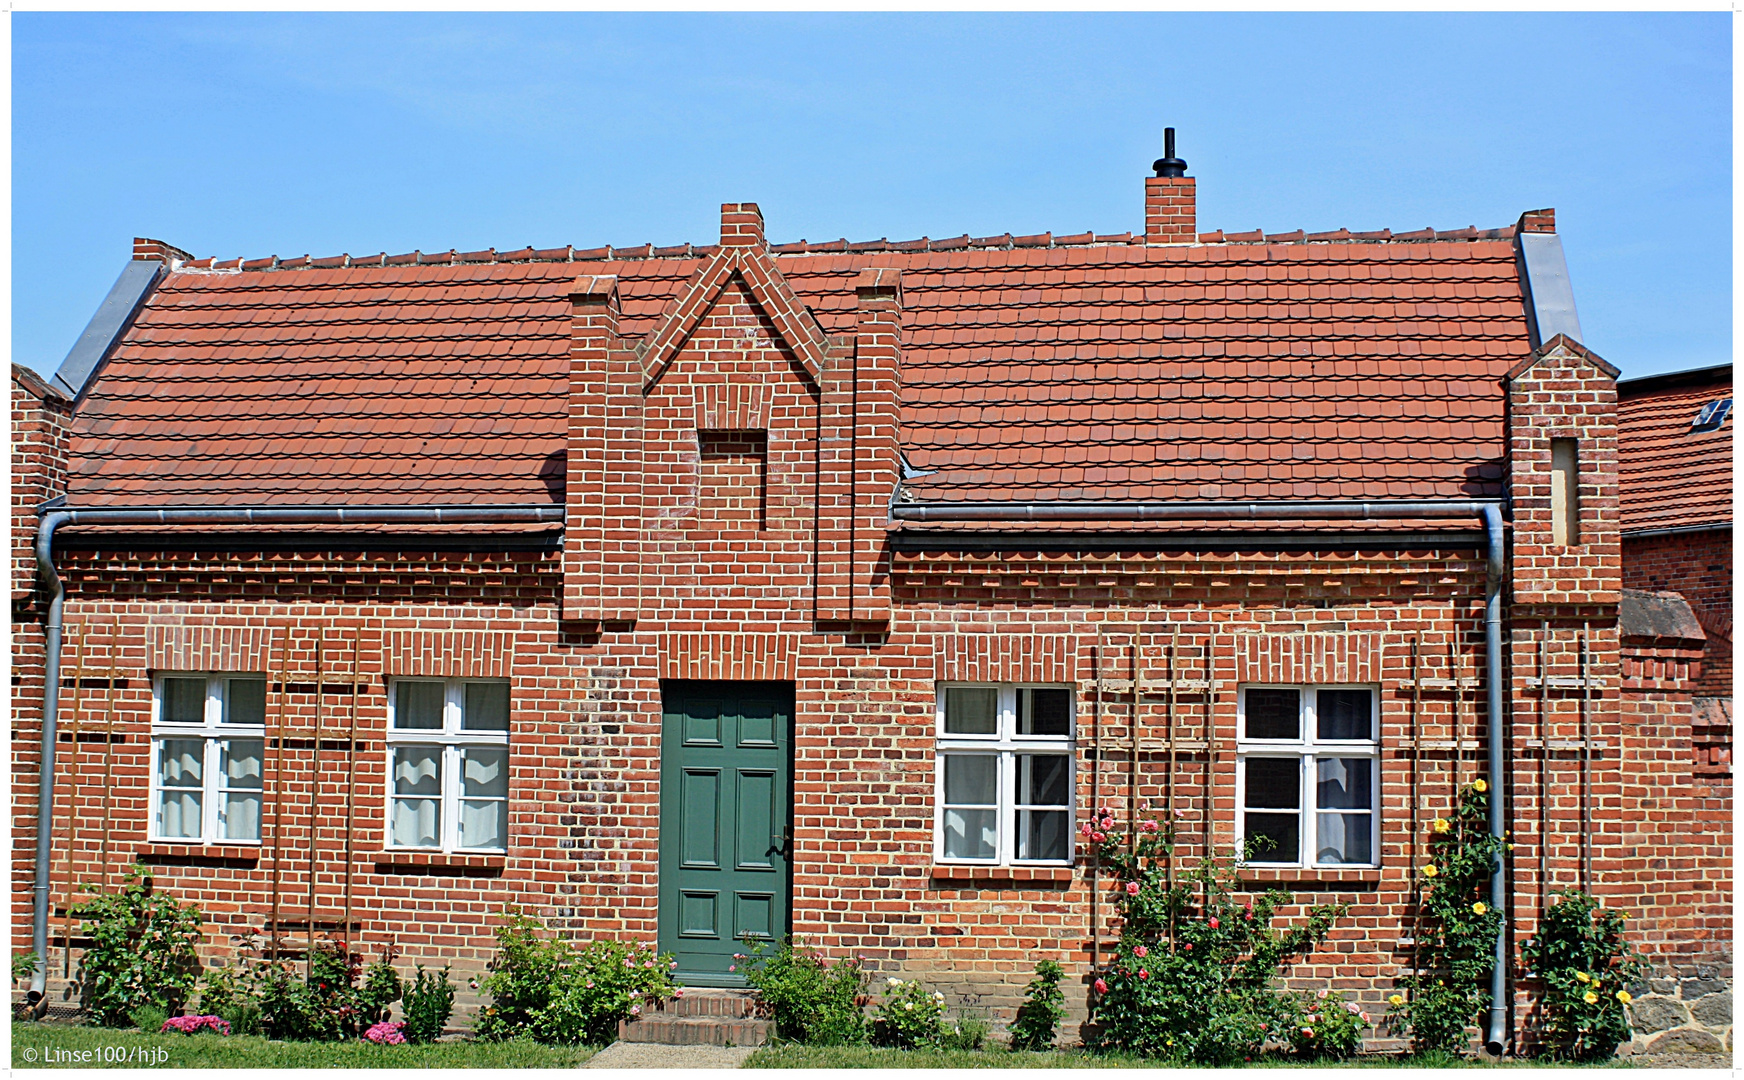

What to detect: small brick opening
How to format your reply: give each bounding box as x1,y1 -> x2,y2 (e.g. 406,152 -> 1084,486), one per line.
698,430 -> 767,531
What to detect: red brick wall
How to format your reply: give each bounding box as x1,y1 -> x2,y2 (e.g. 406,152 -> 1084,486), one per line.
1624,529 -> 1732,698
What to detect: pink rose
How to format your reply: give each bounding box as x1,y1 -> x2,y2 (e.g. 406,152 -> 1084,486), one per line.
1138,969 -> 1149,980
1101,817 -> 1114,830
1209,918 -> 1219,929
1125,881 -> 1140,895
1092,831 -> 1105,843
1133,945 -> 1148,958
1183,943 -> 1192,951
1317,988 -> 1328,1000
1093,978 -> 1108,994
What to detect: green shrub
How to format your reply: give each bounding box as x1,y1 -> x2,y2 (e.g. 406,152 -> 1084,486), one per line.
1521,890 -> 1648,1061
475,912 -> 675,1046
130,1004 -> 169,1034
871,977 -> 947,1049
401,965 -> 456,1044
359,950 -> 404,1027
474,912 -> 570,1040
1386,781 -> 1508,1055
1286,990 -> 1371,1059
1083,808 -> 1344,1063
74,868 -> 205,1026
1006,960 -> 1066,1051
942,1012 -> 988,1051
14,950 -> 42,987
738,938 -> 867,1045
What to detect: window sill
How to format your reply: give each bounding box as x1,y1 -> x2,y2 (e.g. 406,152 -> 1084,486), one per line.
137,844 -> 261,865
373,851 -> 506,876
930,865 -> 1074,883
1237,866 -> 1381,888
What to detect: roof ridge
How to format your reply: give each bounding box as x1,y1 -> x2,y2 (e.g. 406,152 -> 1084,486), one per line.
175,223 -> 1520,274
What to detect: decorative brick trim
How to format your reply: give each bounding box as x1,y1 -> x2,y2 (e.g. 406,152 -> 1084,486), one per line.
1237,867 -> 1382,887
933,634 -> 1075,684
1233,632 -> 1381,685
659,633 -> 797,681
146,624 -> 281,674
372,852 -> 506,875
930,865 -> 1073,883
693,382 -> 768,431
381,630 -> 513,678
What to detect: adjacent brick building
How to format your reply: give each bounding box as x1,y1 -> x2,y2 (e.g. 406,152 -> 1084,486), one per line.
11,148 -> 1731,1053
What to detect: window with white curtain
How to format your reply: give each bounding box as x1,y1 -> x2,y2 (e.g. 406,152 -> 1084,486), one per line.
151,674 -> 267,843
935,683 -> 1074,865
385,679 -> 510,852
1236,685 -> 1379,867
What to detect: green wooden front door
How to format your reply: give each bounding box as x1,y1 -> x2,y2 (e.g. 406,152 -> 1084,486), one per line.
658,681 -> 792,987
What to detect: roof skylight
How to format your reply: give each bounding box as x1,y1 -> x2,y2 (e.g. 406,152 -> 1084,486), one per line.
1691,397 -> 1732,432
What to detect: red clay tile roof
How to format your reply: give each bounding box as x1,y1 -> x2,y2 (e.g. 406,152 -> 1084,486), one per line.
66,226 -> 1531,508
1618,367 -> 1733,533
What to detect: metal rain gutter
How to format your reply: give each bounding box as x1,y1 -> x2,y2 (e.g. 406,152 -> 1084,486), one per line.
892,497 -> 1513,1053
891,498 -> 1498,524
26,502 -> 562,1005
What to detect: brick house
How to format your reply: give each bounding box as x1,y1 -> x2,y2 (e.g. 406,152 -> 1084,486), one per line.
11,146 -> 1731,1052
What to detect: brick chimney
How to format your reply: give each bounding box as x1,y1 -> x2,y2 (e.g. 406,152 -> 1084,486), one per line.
1144,128 -> 1196,245
132,237 -> 193,264
721,203 -> 766,250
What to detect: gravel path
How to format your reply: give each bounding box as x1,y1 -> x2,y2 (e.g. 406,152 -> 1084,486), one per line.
583,1041 -> 756,1069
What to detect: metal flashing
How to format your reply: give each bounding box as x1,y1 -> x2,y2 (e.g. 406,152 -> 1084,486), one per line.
51,260 -> 165,400
1517,232 -> 1583,349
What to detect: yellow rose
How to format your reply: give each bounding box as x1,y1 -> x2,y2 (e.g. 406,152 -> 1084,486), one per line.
1472,902 -> 1487,915
1575,972 -> 1590,983
1431,818 -> 1450,834
1583,991 -> 1598,1005
1422,864 -> 1438,878
1389,994 -> 1404,1007
1472,779 -> 1487,793
1617,991 -> 1633,1005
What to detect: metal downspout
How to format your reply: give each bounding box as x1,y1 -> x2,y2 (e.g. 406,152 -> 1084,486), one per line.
26,502 -> 562,1005
29,510 -> 70,1005
1481,504 -> 1508,1055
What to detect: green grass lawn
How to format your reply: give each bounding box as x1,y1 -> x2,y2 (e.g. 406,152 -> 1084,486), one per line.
11,1021 -> 600,1069
742,1045 -> 1635,1069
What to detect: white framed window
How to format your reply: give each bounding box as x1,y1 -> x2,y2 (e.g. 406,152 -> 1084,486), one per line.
150,673 -> 268,844
1236,685 -> 1379,867
385,679 -> 510,852
934,684 -> 1074,865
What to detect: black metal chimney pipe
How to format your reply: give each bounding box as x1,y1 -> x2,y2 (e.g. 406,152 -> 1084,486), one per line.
1154,127 -> 1188,178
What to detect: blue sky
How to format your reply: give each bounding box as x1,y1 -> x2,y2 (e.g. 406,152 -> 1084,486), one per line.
13,12 -> 1731,380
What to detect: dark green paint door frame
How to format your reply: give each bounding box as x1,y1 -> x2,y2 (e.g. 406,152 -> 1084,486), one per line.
658,681 -> 793,987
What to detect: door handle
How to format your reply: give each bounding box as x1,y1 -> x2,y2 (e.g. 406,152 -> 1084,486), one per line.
769,828 -> 790,858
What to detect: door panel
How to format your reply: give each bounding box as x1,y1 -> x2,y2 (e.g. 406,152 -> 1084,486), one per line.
659,682 -> 792,987
734,770 -> 776,870
680,770 -> 721,868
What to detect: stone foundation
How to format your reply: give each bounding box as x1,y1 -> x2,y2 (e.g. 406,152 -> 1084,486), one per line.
1620,973 -> 1732,1056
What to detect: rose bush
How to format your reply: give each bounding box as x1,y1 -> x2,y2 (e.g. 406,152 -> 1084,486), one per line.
871,977 -> 946,1049
737,938 -> 868,1045
475,911 -> 675,1046
1083,806 -> 1345,1064
1520,890 -> 1647,1061
1286,989 -> 1370,1059
1386,780 -> 1507,1055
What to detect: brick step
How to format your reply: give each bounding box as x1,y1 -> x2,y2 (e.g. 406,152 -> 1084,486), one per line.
617,1015 -> 770,1047
650,988 -> 762,1019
